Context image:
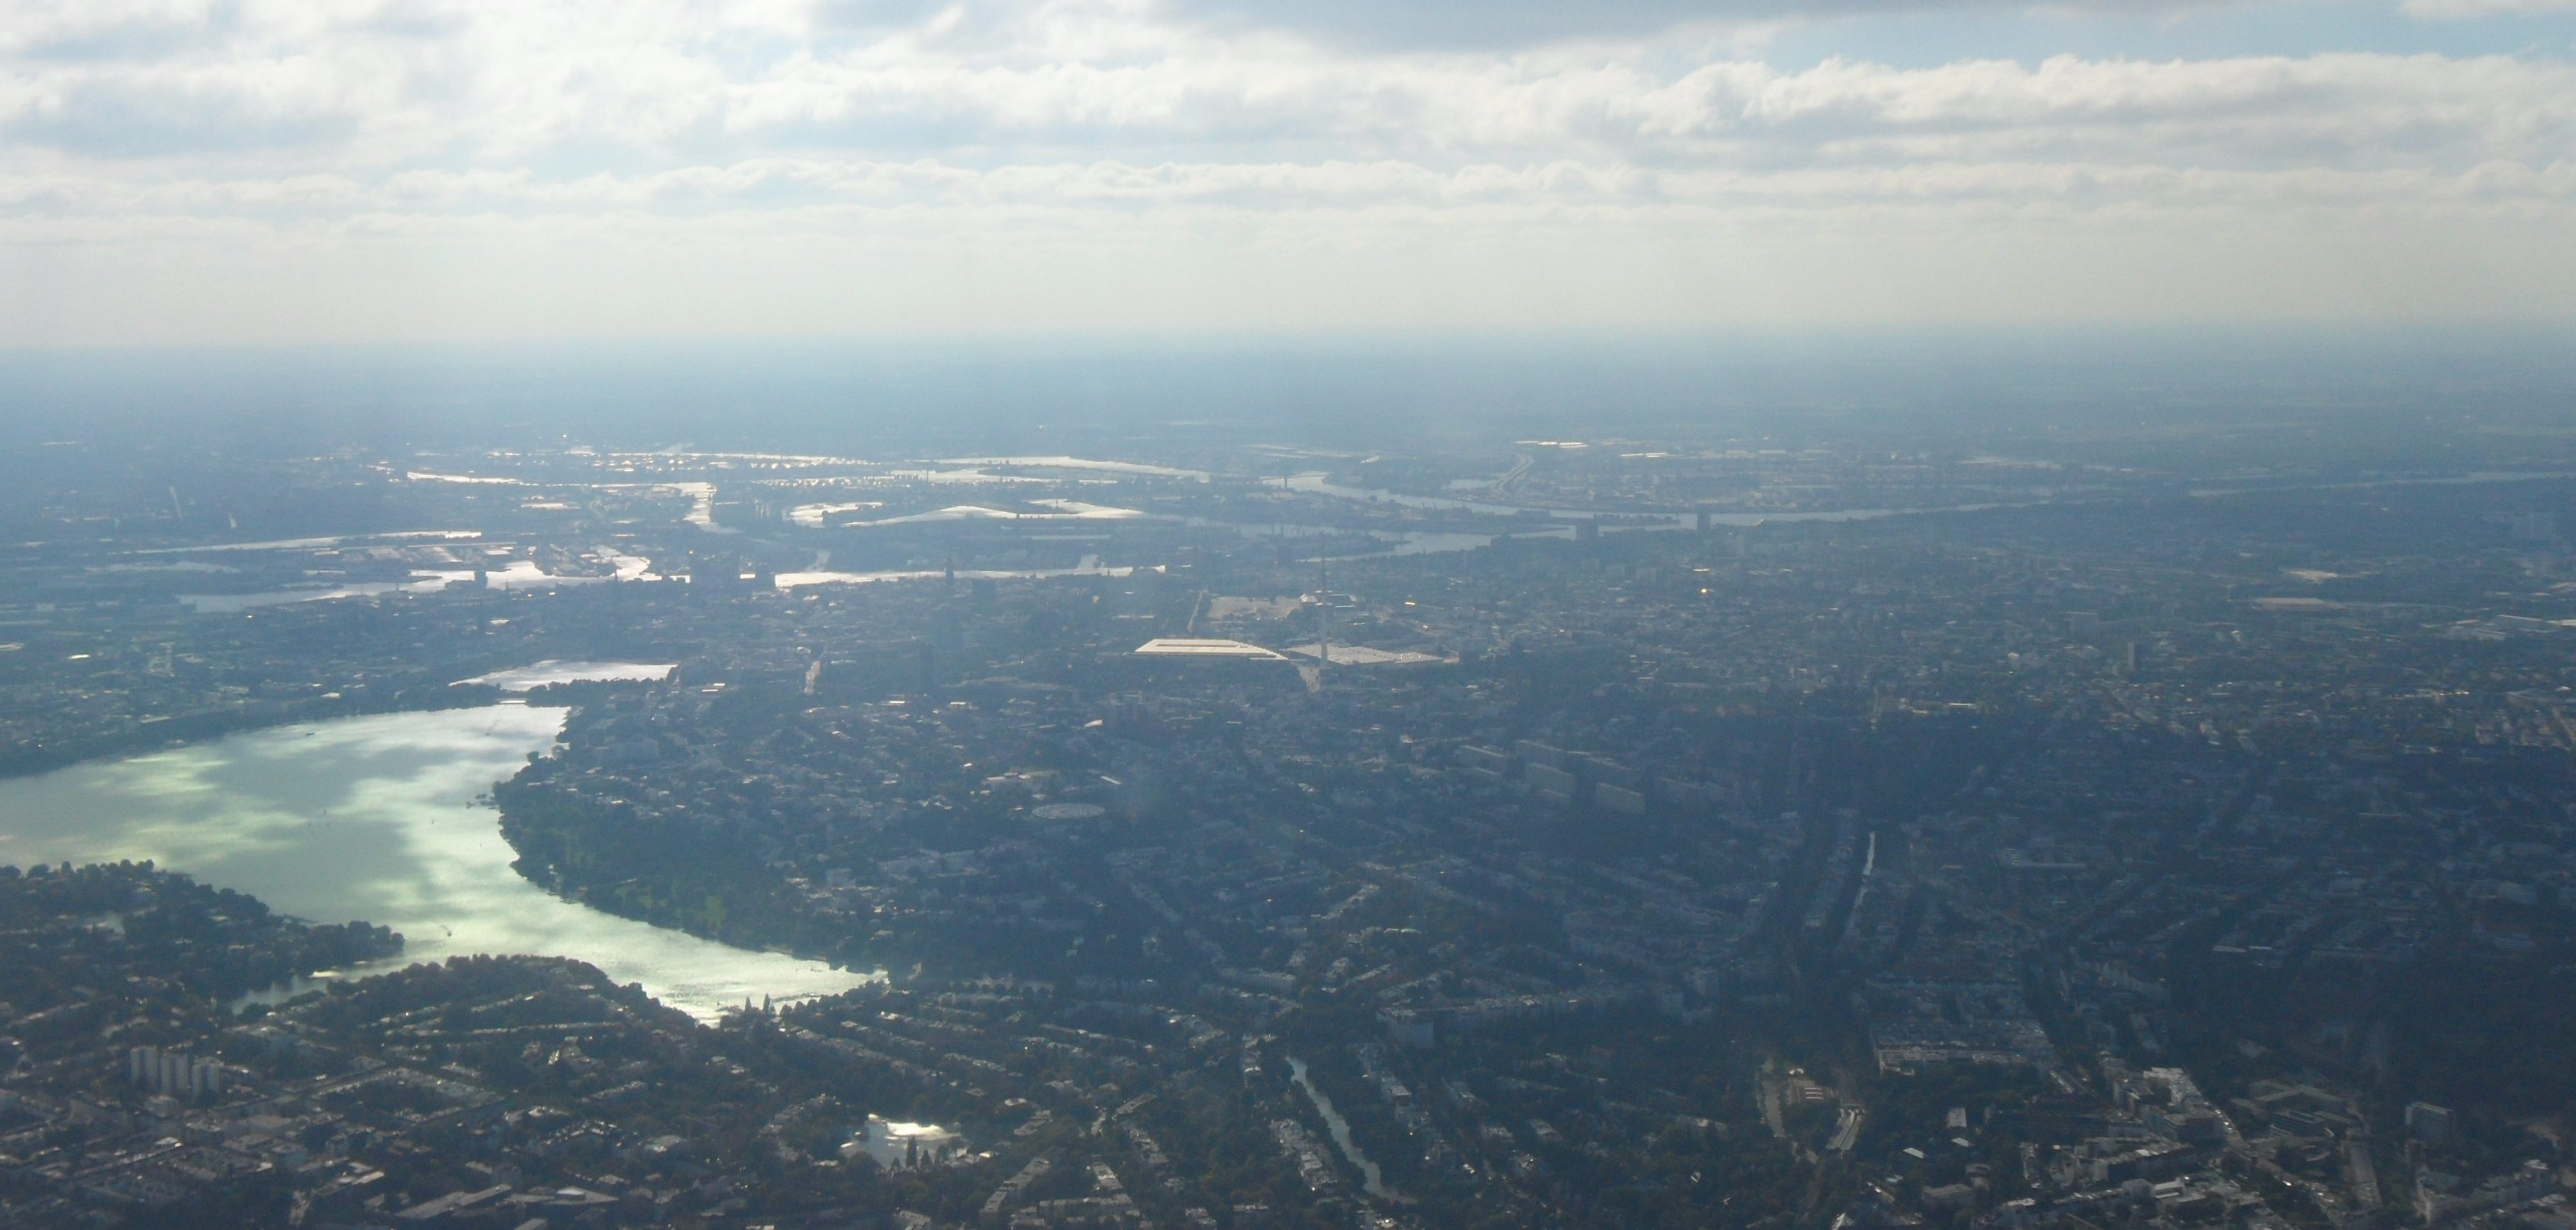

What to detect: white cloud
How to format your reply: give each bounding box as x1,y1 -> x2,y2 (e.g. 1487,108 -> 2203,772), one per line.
0,0 -> 2570,340
2403,0 -> 2576,17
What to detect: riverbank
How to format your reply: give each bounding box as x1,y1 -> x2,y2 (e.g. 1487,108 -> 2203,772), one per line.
0,703 -> 874,1019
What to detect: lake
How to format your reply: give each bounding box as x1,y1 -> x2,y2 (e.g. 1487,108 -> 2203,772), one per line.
1276,470 -> 2022,529
1287,1055 -> 1396,1200
0,703 -> 875,1020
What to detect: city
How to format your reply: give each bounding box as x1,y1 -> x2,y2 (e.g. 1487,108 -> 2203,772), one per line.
6,0 -> 2574,1221
1,432 -> 2571,1229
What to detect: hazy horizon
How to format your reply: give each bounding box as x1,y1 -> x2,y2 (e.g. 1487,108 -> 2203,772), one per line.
5,325 -> 2573,454
4,0 -> 2573,345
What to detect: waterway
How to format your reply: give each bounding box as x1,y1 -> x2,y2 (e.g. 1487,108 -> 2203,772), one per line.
455,660 -> 676,691
1276,471 -> 2019,529
773,554 -> 1137,589
0,703 -> 875,1021
184,578 -> 455,613
1286,1055 -> 1396,1200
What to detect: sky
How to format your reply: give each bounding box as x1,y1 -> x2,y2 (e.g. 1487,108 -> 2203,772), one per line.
2,0 -> 2573,344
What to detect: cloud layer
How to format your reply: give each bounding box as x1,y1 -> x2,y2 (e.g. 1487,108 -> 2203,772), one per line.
2,0 -> 2572,341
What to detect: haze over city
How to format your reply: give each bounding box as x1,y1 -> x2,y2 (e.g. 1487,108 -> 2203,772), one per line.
4,3 -> 2576,1230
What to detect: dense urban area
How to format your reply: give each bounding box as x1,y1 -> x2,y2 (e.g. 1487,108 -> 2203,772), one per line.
4,424 -> 2576,1230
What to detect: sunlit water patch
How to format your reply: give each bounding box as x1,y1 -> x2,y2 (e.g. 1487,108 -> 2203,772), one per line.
0,705 -> 873,1020
455,660 -> 676,691
183,578 -> 457,612
1287,1055 -> 1396,1200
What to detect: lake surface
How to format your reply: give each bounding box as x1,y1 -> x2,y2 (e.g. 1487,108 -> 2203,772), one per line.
0,704 -> 874,1020
1278,471 -> 2016,529
1287,1055 -> 1395,1200
774,556 -> 1135,589
455,660 -> 676,691
184,578 -> 456,613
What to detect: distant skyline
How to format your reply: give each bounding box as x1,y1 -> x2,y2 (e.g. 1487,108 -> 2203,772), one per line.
3,0 -> 2573,345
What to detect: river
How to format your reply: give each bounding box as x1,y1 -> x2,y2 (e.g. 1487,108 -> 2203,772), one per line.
1287,1055 -> 1396,1200
0,703 -> 874,1021
1276,471 -> 2023,529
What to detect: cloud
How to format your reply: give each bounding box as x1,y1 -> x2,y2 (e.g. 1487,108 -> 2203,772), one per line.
0,0 -> 2569,339
0,1 -> 242,62
5,4 -> 2562,169
1149,0 -> 2228,51
1152,0 -> 1770,50
2402,0 -> 2576,16
5,80 -> 359,156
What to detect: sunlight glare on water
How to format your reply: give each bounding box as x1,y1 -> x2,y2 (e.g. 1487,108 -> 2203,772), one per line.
0,703 -> 874,1020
